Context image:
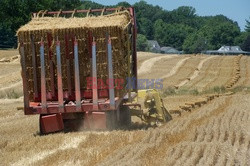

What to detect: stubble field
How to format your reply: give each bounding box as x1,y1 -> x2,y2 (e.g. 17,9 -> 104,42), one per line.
0,50 -> 249,165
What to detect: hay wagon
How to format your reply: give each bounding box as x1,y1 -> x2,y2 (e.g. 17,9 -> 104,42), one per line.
17,7 -> 171,134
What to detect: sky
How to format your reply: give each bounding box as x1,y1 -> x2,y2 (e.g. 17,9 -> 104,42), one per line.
92,0 -> 250,31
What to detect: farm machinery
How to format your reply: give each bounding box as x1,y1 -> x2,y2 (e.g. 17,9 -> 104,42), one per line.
17,7 -> 172,134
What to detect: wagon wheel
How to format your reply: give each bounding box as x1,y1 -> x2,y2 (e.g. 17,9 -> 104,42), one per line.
119,105 -> 131,128
63,113 -> 84,132
106,110 -> 118,130
63,119 -> 84,132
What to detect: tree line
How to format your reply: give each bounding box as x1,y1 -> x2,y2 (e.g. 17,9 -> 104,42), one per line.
0,0 -> 249,53
134,1 -> 250,53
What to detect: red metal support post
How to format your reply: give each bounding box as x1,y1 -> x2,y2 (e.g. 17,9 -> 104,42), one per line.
92,37 -> 98,111
130,7 -> 138,92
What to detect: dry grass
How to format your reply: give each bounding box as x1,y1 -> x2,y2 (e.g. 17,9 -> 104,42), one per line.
17,11 -> 131,32
0,50 -> 22,99
0,50 -> 250,165
164,95 -> 250,166
0,49 -> 18,59
137,52 -> 165,68
182,56 -> 222,90
99,95 -> 250,166
138,55 -> 187,81
137,53 -> 177,75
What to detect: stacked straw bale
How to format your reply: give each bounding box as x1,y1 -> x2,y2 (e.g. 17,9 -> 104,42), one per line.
17,11 -> 132,101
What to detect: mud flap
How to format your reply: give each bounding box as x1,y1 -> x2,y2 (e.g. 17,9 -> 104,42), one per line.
40,114 -> 64,134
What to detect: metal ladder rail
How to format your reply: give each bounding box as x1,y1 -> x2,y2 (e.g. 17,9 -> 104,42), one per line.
40,39 -> 47,112
56,38 -> 64,112
74,38 -> 81,111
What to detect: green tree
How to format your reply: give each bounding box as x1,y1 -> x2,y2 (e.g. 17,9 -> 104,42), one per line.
134,1 -> 164,21
136,34 -> 149,51
137,17 -> 153,39
153,19 -> 166,45
0,0 -> 81,48
173,6 -> 196,18
154,19 -> 194,50
183,32 -> 207,53
0,0 -> 27,47
0,24 -> 16,47
245,17 -> 250,32
234,32 -> 248,46
165,24 -> 194,50
0,0 -> 244,52
240,18 -> 250,51
169,6 -> 199,28
212,22 -> 240,48
198,20 -> 240,50
241,35 -> 250,51
116,2 -> 131,8
79,0 -> 104,10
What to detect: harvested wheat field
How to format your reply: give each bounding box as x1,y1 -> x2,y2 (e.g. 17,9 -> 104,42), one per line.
0,50 -> 250,165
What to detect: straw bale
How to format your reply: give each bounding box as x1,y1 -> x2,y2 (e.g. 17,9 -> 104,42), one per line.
17,11 -> 132,101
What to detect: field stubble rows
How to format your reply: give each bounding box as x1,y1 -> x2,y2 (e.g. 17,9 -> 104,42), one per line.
0,51 -> 250,165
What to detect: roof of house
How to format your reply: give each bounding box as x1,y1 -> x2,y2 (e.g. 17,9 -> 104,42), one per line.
147,40 -> 161,49
161,47 -> 179,53
161,47 -> 181,54
204,46 -> 250,55
218,46 -> 242,52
